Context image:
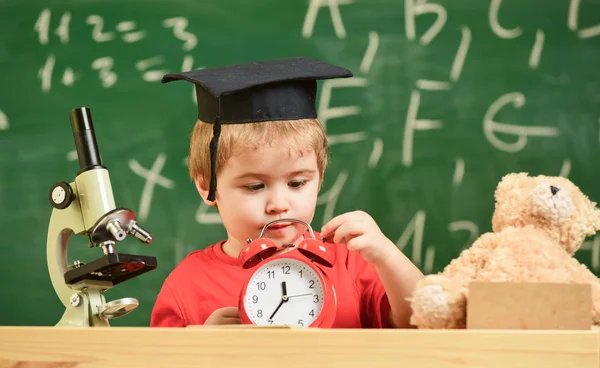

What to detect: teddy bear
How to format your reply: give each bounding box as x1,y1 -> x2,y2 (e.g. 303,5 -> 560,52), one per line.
408,172 -> 600,329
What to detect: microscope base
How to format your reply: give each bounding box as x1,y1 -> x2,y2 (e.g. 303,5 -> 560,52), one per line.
56,289 -> 109,327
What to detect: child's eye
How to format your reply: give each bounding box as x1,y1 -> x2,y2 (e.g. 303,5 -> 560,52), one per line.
244,183 -> 264,192
288,180 -> 307,188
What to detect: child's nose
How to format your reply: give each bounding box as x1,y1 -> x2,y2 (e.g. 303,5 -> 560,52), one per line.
266,190 -> 289,214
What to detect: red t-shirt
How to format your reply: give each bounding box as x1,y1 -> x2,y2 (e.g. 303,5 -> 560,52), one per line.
150,236 -> 391,328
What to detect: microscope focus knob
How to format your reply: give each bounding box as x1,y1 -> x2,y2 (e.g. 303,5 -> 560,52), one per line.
49,182 -> 75,210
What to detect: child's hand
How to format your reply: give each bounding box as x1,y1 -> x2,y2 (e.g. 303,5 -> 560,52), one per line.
204,307 -> 241,325
321,211 -> 397,265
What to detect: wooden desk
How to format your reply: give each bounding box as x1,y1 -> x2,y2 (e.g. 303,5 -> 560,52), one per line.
0,327 -> 598,368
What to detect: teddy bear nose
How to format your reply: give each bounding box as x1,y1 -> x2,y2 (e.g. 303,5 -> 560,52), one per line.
550,185 -> 560,195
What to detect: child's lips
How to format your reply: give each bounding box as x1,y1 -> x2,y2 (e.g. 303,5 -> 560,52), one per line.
266,222 -> 292,230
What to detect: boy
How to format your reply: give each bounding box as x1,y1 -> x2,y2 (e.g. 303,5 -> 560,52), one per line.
150,57 -> 423,328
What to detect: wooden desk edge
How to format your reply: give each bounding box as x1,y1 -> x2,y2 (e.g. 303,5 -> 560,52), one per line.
0,327 -> 598,368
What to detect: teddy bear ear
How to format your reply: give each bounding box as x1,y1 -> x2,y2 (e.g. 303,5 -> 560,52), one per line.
496,172 -> 529,192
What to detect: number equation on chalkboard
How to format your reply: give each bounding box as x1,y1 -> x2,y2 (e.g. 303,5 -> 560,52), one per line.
34,9 -> 199,92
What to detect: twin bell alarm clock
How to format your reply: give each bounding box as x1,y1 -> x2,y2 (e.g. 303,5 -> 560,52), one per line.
238,219 -> 337,328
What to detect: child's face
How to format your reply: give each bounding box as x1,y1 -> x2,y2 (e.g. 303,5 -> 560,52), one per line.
209,144 -> 320,252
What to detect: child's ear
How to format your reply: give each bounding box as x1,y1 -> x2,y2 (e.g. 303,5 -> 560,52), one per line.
195,178 -> 216,206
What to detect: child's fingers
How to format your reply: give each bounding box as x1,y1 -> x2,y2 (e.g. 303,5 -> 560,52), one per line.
320,213 -> 349,238
223,317 -> 241,325
346,236 -> 367,252
332,221 -> 364,244
219,306 -> 240,318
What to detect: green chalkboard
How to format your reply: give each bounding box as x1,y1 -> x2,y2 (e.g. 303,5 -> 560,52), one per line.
1,0 -> 600,327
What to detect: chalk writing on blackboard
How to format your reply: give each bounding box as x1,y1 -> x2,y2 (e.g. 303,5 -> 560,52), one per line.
136,57 -> 170,83
34,9 -> 197,91
368,138 -> 383,168
128,153 -> 175,221
317,171 -> 349,225
0,110 -> 9,131
38,51 -> 195,92
405,0 -> 446,45
451,26 -> 471,82
483,92 -> 559,153
34,9 -> 69,44
162,17 -> 198,51
416,80 -> 450,91
489,0 -> 521,38
360,31 -> 379,74
302,0 -> 353,39
448,221 -> 479,251
318,77 -> 367,132
403,90 -> 443,167
559,159 -> 572,178
91,57 -> 117,88
313,23 -> 385,232
453,158 -> 465,186
528,30 -> 545,69
87,16 -> 146,43
423,247 -> 435,274
196,203 -> 222,225
396,210 -> 426,267
489,0 -> 546,69
34,9 -> 195,46
301,0 -> 381,154
402,18 -> 472,167
569,0 -> 600,38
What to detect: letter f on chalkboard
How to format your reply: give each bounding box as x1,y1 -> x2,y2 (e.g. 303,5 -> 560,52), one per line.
403,91 -> 443,167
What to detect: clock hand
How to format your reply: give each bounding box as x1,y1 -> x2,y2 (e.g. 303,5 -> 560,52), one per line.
268,299 -> 285,321
269,282 -> 289,321
287,293 -> 312,299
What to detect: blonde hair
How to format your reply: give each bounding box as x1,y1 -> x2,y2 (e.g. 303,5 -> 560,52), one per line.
189,118 -> 328,188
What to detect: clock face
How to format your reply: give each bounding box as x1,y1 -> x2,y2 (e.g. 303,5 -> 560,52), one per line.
243,258 -> 325,327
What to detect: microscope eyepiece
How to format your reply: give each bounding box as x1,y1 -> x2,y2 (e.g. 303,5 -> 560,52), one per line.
69,107 -> 104,172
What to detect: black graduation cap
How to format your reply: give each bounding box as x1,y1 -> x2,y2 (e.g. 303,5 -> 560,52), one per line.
162,57 -> 353,201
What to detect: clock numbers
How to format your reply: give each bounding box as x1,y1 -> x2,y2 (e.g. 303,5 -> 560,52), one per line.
244,259 -> 325,326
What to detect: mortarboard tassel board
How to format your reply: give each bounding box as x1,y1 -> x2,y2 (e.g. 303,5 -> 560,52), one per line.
161,57 -> 353,201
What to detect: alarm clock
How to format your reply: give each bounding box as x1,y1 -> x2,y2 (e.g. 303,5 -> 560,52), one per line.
238,219 -> 337,328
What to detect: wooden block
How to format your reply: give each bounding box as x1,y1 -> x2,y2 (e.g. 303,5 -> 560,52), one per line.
467,281 -> 591,330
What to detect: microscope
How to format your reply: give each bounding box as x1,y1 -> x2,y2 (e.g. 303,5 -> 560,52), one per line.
47,107 -> 157,327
